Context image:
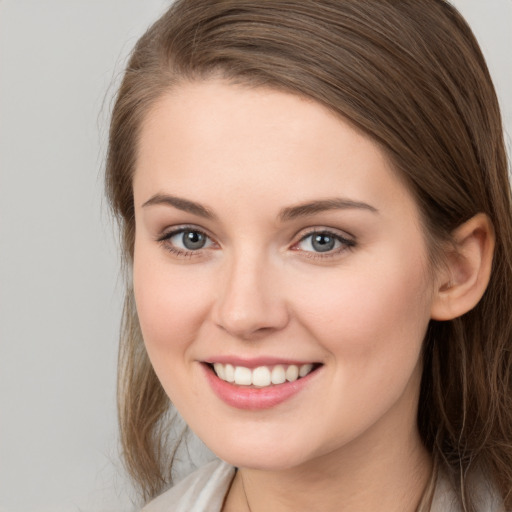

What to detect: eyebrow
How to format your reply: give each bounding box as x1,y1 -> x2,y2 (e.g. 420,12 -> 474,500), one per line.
278,198 -> 378,221
142,194 -> 377,221
142,194 -> 217,219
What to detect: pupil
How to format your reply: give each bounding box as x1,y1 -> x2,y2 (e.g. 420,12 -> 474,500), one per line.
183,230 -> 206,250
312,234 -> 335,252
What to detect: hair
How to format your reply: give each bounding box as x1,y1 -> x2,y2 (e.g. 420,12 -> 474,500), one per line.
105,0 -> 512,509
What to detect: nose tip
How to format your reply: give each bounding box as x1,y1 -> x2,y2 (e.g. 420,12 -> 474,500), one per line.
217,310 -> 282,340
212,260 -> 289,340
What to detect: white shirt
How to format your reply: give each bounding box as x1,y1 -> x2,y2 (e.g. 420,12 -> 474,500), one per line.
141,459 -> 505,512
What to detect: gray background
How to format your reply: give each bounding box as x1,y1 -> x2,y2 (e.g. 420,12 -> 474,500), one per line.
0,1 -> 510,511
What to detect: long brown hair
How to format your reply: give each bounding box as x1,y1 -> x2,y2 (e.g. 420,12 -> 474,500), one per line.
105,1 -> 512,508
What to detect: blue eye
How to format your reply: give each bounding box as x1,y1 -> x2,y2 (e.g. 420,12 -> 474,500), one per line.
296,231 -> 354,254
160,228 -> 213,253
179,230 -> 208,250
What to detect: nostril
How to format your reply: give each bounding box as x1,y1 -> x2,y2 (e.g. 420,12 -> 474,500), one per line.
211,267 -> 290,338
213,300 -> 291,340
215,323 -> 282,341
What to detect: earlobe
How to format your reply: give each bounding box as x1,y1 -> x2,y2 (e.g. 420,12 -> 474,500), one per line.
430,213 -> 495,321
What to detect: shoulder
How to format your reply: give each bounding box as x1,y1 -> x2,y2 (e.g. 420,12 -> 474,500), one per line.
431,467 -> 506,512
141,459 -> 236,512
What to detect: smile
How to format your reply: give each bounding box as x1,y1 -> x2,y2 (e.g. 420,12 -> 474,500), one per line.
203,361 -> 322,410
211,362 -> 315,388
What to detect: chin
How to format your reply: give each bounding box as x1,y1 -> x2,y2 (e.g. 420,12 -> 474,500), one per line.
219,451 -> 305,471
204,434 -> 317,471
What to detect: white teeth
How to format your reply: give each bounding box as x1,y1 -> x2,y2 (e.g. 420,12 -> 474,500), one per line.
234,366 -> 252,385
299,364 -> 313,377
252,366 -> 271,387
212,362 -> 316,387
285,365 -> 299,382
271,365 -> 286,385
213,363 -> 225,380
225,364 -> 235,383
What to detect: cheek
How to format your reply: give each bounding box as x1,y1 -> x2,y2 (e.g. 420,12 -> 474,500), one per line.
132,248 -> 212,357
290,251 -> 432,369
283,255 -> 432,447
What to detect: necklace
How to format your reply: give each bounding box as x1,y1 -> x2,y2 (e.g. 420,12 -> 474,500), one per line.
240,471 -> 253,512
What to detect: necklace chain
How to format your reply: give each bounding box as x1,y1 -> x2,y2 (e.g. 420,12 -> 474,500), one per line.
240,471 -> 253,512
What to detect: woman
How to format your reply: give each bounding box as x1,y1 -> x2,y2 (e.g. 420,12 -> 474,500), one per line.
105,1 -> 512,510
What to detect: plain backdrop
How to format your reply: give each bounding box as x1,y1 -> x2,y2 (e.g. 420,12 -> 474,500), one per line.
0,1 -> 510,511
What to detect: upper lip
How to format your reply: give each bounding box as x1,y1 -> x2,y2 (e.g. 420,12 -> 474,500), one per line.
203,356 -> 320,369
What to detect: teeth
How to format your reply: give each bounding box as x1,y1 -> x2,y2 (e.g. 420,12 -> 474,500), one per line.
213,363 -> 225,380
285,364 -> 299,382
252,366 -> 271,387
234,366 -> 252,385
271,365 -> 286,384
211,362 -> 316,387
225,364 -> 235,383
299,363 -> 313,377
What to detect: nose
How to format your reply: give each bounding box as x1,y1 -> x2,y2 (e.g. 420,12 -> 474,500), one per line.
212,251 -> 290,340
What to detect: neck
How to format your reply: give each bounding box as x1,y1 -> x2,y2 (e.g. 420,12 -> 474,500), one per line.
223,381 -> 432,512
226,429 -> 431,512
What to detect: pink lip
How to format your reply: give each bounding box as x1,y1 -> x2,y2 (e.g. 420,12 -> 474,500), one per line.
201,363 -> 321,411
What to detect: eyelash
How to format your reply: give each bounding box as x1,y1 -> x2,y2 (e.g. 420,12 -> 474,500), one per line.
292,229 -> 356,259
157,226 -> 214,258
157,226 -> 356,259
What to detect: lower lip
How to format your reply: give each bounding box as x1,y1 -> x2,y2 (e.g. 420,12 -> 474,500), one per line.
202,364 -> 320,410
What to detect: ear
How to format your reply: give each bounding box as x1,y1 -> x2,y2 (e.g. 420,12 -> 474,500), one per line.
430,213 -> 495,321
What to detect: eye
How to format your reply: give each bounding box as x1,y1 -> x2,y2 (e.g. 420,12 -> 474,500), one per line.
295,230 -> 355,255
158,227 -> 214,254
175,230 -> 209,250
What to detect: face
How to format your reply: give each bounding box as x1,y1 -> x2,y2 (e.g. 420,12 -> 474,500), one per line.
133,80 -> 437,471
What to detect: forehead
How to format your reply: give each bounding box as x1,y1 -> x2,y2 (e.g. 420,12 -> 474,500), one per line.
134,79 -> 418,221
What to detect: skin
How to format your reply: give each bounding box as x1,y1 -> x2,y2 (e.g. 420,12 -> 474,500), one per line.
132,80 -> 441,511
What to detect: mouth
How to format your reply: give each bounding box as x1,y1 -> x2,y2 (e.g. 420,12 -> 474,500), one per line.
205,362 -> 322,388
202,360 -> 323,410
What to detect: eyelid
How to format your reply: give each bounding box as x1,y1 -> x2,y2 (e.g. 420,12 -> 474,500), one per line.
293,225 -> 355,243
291,227 -> 356,256
155,224 -> 355,259
157,224 -> 214,242
156,224 -> 218,257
